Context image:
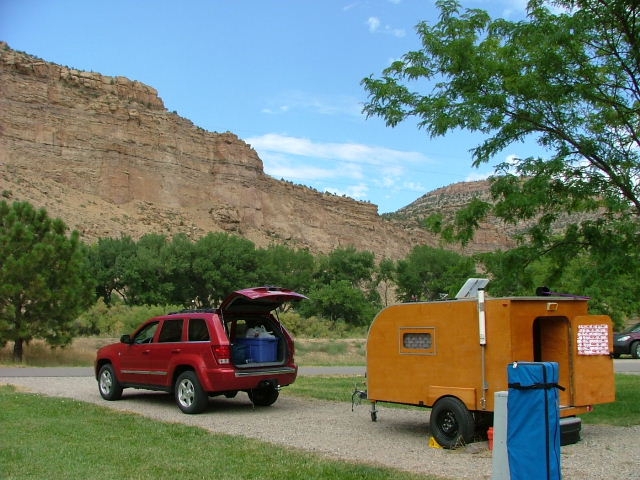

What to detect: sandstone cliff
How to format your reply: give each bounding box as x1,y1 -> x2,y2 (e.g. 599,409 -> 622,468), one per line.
0,43 -> 512,259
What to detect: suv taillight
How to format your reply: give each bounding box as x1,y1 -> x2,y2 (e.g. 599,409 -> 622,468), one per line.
212,345 -> 231,365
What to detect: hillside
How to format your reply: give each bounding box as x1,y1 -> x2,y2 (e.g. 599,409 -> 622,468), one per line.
0,42 -> 513,259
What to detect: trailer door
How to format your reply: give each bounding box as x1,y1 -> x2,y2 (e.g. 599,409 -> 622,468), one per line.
572,315 -> 615,405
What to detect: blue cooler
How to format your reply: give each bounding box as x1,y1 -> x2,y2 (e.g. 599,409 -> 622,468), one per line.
235,337 -> 278,362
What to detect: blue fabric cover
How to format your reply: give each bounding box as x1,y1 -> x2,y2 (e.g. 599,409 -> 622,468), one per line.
507,362 -> 561,480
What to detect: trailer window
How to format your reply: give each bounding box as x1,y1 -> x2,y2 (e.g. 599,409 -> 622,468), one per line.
399,327 -> 436,355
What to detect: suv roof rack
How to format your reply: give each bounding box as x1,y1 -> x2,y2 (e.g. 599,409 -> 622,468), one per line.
168,308 -> 217,315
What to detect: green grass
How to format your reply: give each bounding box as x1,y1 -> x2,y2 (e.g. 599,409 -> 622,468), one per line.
294,339 -> 366,366
287,374 -> 368,403
0,385 -> 437,480
286,374 -> 640,426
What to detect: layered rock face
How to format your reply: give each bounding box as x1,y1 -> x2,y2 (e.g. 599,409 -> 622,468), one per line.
0,43 -> 511,259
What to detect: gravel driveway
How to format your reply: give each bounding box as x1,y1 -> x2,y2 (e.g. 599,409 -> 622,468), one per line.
1,375 -> 638,479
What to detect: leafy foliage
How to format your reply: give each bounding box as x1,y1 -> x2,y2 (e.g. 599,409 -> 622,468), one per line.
298,280 -> 378,326
395,245 -> 478,301
255,244 -> 315,294
362,0 -> 640,321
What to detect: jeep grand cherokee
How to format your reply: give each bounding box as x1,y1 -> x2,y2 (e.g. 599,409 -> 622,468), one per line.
95,286 -> 306,413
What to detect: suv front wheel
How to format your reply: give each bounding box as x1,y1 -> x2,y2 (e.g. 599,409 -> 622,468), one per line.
175,371 -> 208,414
98,364 -> 123,401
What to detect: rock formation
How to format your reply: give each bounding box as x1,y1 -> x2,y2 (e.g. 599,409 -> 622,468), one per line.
0,42 -> 513,260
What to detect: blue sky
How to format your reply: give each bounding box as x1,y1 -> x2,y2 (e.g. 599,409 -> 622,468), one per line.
1,0 -> 534,213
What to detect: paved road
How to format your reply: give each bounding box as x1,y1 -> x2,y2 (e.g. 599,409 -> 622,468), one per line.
0,361 -> 637,378
613,358 -> 640,374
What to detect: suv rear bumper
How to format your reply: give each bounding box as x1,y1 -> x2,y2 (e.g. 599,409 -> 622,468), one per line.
200,365 -> 297,392
235,366 -> 296,378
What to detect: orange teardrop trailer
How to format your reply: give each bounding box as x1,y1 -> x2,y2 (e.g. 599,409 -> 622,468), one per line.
365,279 -> 615,448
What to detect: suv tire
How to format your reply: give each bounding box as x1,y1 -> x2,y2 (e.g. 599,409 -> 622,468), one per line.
98,364 -> 123,401
175,371 -> 208,414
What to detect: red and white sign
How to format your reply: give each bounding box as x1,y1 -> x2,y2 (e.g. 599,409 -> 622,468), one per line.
577,324 -> 609,355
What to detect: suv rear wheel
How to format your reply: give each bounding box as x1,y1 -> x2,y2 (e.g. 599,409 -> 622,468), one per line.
175,371 -> 208,414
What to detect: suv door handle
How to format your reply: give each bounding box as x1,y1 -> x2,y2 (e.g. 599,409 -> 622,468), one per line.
142,349 -> 151,355
171,349 -> 182,354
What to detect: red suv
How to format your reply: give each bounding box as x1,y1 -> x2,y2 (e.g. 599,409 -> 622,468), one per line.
95,286 -> 306,413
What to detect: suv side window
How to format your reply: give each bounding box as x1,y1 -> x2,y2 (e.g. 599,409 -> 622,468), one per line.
158,319 -> 184,343
188,318 -> 210,341
134,321 -> 159,344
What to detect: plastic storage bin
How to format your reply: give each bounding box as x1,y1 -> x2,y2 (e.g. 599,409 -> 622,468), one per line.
235,337 -> 278,363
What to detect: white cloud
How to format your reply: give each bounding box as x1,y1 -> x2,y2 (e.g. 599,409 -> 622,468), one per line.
260,151 -> 337,181
464,171 -> 492,182
402,180 -> 426,192
247,134 -> 427,166
342,2 -> 361,12
323,183 -> 370,200
245,133 -> 431,198
367,16 -> 405,37
367,17 -> 381,33
261,91 -> 361,117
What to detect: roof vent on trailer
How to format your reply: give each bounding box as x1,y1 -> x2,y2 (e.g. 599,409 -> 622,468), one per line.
455,278 -> 490,299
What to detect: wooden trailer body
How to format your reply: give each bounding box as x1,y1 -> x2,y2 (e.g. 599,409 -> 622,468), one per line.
366,293 -> 615,447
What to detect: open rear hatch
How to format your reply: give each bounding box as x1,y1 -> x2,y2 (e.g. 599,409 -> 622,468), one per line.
220,286 -> 307,315
221,287 -> 307,367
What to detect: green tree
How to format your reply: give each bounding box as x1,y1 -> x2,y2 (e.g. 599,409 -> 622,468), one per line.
314,246 -> 381,304
298,280 -> 377,326
87,235 -> 137,305
163,234 -> 198,307
395,246 -> 477,301
315,246 -> 376,287
0,201 -> 95,361
362,0 -> 640,318
475,248 -> 543,298
376,257 -> 396,306
123,233 -> 174,306
192,233 -> 260,307
255,244 -> 315,294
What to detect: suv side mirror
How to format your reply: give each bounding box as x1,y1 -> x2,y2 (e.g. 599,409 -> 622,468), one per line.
120,334 -> 133,344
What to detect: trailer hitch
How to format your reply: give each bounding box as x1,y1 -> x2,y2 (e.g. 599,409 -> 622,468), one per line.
351,383 -> 367,412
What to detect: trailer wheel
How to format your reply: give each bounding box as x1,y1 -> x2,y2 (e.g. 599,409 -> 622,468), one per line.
430,396 -> 475,449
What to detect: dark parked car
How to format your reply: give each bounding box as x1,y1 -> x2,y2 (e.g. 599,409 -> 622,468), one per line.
613,322 -> 640,359
95,286 -> 306,413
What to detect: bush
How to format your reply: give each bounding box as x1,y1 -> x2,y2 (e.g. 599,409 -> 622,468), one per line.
279,311 -> 367,338
75,300 -> 182,336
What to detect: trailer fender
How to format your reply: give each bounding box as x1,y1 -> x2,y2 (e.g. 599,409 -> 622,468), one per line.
428,386 -> 477,411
